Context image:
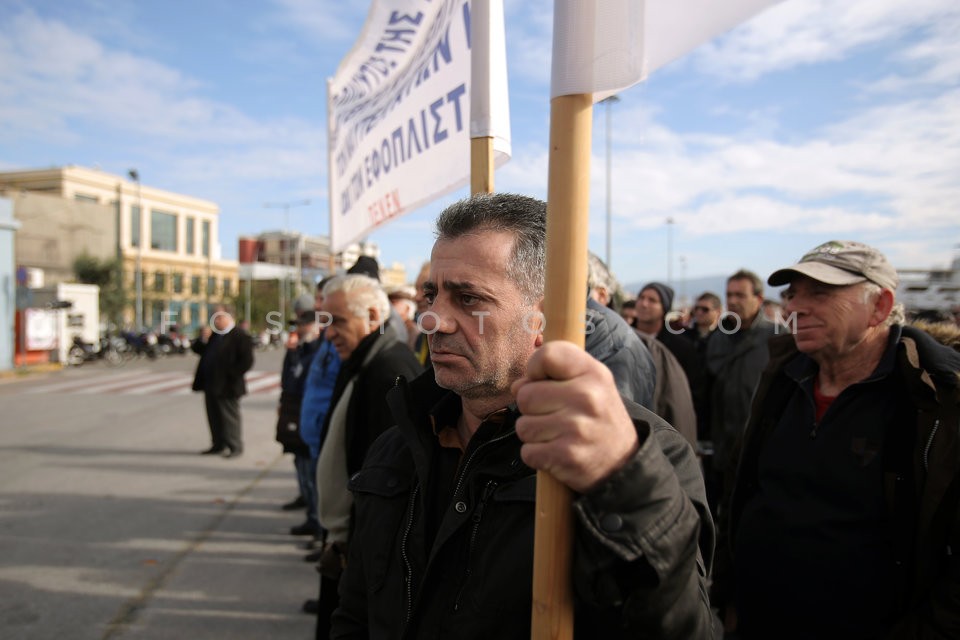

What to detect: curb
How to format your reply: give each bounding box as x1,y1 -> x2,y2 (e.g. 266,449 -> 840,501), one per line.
0,363 -> 64,381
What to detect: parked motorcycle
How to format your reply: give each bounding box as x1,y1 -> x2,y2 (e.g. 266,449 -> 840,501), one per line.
66,336 -> 98,367
157,329 -> 190,355
122,330 -> 161,359
98,335 -> 127,366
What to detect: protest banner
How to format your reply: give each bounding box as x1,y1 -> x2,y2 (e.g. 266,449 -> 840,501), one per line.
328,0 -> 510,252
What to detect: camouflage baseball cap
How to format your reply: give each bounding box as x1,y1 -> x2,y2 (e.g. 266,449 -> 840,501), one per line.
768,240 -> 899,290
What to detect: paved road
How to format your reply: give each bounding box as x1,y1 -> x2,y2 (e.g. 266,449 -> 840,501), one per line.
0,348 -> 319,639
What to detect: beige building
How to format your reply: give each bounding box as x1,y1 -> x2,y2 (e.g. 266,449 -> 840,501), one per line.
0,166 -> 239,330
5,190 -> 118,285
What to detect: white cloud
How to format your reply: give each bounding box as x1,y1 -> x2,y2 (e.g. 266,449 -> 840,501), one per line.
677,197 -> 896,235
0,10 -> 328,189
865,15 -> 960,93
499,85 -> 959,241
694,0 -> 960,82
503,0 -> 554,90
269,0 -> 364,43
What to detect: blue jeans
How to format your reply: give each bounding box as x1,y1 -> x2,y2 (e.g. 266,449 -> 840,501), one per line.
294,453 -> 319,527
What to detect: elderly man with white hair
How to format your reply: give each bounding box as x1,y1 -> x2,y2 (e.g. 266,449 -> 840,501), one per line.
312,274 -> 423,638
718,240 -> 960,639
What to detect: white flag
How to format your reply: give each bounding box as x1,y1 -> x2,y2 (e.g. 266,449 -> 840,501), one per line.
328,0 -> 511,253
551,0 -> 781,101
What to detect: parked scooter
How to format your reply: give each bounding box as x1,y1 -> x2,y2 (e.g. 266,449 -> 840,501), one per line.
98,335 -> 127,366
157,328 -> 190,355
66,335 -> 98,366
122,330 -> 161,359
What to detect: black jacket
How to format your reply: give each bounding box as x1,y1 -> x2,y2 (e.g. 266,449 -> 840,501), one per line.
319,326 -> 423,477
276,338 -> 322,454
190,326 -> 254,397
706,314 -> 777,472
722,326 -> 960,639
332,371 -> 719,640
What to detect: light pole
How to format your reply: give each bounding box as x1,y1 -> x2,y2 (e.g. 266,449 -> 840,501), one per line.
264,199 -> 310,316
666,217 -> 675,291
679,255 -> 687,308
128,169 -> 143,329
600,95 -> 620,269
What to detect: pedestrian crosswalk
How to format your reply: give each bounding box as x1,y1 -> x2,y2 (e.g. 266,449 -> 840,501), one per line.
22,370 -> 281,396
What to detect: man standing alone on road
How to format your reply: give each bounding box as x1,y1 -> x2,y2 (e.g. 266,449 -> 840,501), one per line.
191,304 -> 254,458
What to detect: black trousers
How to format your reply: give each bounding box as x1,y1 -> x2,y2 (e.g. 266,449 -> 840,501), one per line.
316,574 -> 339,640
203,393 -> 242,452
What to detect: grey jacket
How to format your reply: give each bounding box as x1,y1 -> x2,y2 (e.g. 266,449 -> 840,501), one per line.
636,332 -> 698,448
585,297 -> 656,409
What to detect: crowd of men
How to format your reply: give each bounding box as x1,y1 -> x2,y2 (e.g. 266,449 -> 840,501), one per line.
195,194 -> 959,639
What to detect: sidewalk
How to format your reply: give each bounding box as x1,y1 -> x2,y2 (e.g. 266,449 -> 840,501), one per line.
0,360 -> 317,640
0,361 -> 62,382
106,450 -> 318,640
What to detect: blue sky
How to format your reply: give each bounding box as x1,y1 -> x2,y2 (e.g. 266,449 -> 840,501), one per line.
2,0 -> 958,301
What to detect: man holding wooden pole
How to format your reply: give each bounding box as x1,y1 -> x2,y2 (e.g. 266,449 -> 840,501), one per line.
330,193 -> 717,639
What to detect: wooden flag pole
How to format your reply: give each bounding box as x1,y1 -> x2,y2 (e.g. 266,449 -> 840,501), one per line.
532,92 -> 594,640
471,136 -> 495,195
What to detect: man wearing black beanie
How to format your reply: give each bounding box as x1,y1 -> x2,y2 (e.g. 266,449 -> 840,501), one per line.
635,282 -> 703,437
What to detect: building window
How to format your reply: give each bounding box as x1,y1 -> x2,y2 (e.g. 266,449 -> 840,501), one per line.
202,220 -> 210,257
74,193 -> 99,203
154,272 -> 166,293
172,273 -> 183,294
189,302 -> 202,330
151,301 -> 166,329
207,277 -> 217,295
191,275 -> 201,295
151,210 -> 178,252
168,301 -> 183,331
222,278 -> 232,295
131,205 -> 141,248
186,217 -> 195,254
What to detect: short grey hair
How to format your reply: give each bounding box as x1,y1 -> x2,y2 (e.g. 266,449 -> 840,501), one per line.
587,252 -> 613,293
322,275 -> 391,325
434,193 -> 546,303
861,282 -> 904,326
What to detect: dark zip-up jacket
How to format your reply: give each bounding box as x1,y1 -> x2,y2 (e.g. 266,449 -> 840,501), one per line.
319,326 -> 423,478
332,371 -> 720,639
726,326 -> 960,639
276,338 -> 321,454
190,326 -> 254,397
706,314 -> 778,473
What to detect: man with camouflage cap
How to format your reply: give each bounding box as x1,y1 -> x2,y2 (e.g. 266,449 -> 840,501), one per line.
717,240 -> 960,638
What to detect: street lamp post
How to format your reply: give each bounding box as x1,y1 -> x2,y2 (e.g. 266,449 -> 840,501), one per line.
600,95 -> 620,269
264,199 -> 311,316
128,169 -> 143,329
679,255 -> 687,307
666,217 -> 675,291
